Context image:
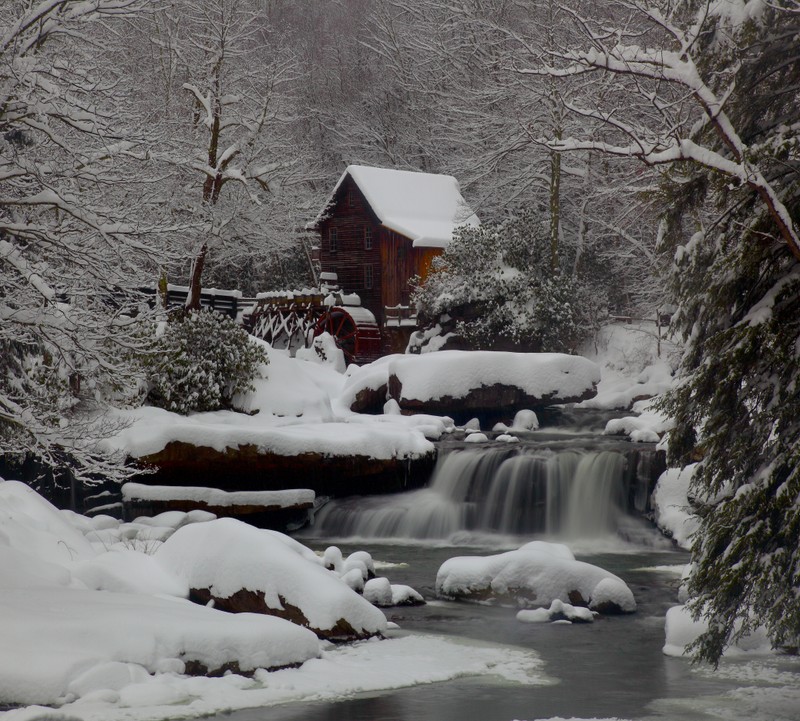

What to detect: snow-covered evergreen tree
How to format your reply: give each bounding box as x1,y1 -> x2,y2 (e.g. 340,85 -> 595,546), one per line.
413,211 -> 600,352
657,1 -> 800,665
532,0 -> 799,663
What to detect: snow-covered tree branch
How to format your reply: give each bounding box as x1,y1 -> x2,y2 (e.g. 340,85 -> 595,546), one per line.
524,0 -> 800,665
1,0 -> 163,484
523,0 -> 800,260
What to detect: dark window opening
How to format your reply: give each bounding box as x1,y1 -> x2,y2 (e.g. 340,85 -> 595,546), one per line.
329,228 -> 338,253
365,264 -> 374,289
364,226 -> 373,250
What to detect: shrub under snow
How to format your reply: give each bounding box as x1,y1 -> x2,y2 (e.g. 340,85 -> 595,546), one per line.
143,310 -> 268,414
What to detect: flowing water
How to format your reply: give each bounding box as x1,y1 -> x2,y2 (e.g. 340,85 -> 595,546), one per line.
309,444 -> 655,543
217,436 -> 800,721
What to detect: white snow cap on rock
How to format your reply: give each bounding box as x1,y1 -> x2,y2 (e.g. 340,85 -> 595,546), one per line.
436,540 -> 636,613
392,351 -> 600,402
318,165 -> 479,248
346,351 -> 600,405
155,518 -> 388,637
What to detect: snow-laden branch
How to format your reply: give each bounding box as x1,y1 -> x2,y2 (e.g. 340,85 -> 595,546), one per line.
524,3 -> 800,260
0,240 -> 56,301
183,83 -> 214,128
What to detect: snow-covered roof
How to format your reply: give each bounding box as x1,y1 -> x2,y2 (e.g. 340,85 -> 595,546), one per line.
314,165 -> 479,249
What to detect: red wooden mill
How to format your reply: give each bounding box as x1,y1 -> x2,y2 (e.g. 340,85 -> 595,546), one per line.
247,165 -> 478,364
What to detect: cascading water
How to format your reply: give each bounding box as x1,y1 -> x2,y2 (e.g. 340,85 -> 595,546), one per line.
309,446 -> 633,541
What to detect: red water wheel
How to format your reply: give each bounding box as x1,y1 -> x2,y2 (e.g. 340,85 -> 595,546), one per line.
314,308 -> 359,363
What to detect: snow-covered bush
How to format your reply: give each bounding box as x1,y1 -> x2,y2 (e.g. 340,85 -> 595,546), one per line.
412,212 -> 601,353
142,311 -> 268,414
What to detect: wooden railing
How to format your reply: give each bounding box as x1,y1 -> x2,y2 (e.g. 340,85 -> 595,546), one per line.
384,304 -> 418,327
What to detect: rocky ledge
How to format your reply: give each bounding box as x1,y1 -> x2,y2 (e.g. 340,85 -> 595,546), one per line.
346,351 -> 601,425
132,441 -> 436,498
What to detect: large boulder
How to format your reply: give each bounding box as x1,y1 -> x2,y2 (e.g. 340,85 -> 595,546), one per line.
155,518 -> 388,641
343,351 -> 600,423
435,541 -> 636,615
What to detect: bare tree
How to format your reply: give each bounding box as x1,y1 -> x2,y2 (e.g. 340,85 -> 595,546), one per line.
127,0 -> 305,303
523,0 -> 800,259
1,0 -> 165,482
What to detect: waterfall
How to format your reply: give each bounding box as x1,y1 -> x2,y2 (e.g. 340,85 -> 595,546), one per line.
309,447 -> 634,541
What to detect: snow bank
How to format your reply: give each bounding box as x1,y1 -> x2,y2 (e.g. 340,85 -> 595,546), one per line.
578,322 -> 678,410
651,465 -> 700,549
0,479 -> 547,718
436,541 -> 635,614
155,518 -> 388,639
0,588 -> 319,705
0,480 -> 322,707
8,633 -> 545,721
0,480 -> 97,565
231,340 -> 341,419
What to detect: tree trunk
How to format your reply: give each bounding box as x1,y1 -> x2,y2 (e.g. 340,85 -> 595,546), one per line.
186,242 -> 208,311
549,142 -> 561,273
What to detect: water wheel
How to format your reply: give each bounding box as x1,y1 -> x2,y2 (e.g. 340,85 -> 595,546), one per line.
314,306 -> 382,365
314,308 -> 359,363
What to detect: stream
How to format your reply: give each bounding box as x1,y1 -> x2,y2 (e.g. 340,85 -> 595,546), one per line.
220,424 -> 800,721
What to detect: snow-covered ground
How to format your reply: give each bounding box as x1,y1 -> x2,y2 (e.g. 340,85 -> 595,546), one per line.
0,479 -> 547,719
7,320 -> 791,721
579,321 -> 679,443
102,337 -> 609,466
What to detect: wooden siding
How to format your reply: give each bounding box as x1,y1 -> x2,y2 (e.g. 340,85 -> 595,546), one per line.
317,177 -> 382,321
317,175 -> 443,326
379,229 -> 440,312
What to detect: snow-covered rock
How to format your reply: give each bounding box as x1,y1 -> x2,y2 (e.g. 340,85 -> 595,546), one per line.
603,398 -> 674,443
0,588 -> 320,706
387,351 -> 600,417
495,409 -> 540,433
436,541 -> 636,614
363,577 -> 425,607
363,577 -> 393,606
155,518 -> 388,640
464,432 -> 489,443
340,351 -> 599,419
517,598 -> 596,624
389,583 -> 425,606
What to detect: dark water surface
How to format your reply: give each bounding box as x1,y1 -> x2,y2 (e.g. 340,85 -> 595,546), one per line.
216,539 -> 800,721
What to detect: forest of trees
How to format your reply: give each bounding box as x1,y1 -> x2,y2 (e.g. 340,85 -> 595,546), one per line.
1,0 -> 798,665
